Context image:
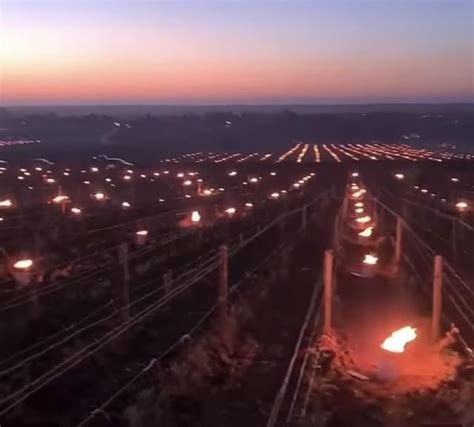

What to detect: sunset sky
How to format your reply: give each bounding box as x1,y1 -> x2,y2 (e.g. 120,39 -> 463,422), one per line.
1,0 -> 472,105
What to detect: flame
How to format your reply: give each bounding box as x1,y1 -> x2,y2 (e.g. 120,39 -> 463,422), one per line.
0,199 -> 13,208
13,259 -> 34,270
191,210 -> 201,223
381,326 -> 417,353
52,195 -> 69,204
455,201 -> 469,211
363,254 -> 378,265
359,227 -> 373,237
356,215 -> 371,224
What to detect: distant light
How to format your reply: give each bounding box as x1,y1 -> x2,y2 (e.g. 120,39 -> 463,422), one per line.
46,178 -> 55,184
394,173 -> 404,180
17,176 -> 25,180
184,194 -> 191,198
293,183 -> 300,188
93,192 -> 105,200
355,207 -> 364,214
71,207 -> 82,215
269,192 -> 280,199
63,172 -> 70,176
351,172 -> 359,177
451,177 -> 459,183
121,201 -> 131,208
354,202 -> 364,208
105,178 -> 112,182
228,171 -> 237,177
183,180 -> 192,186
421,189 -> 428,194
177,173 -> 184,178
363,254 -> 378,265
163,170 -> 169,175
158,198 -> 165,203
0,199 -> 13,208
35,167 -> 42,171
249,177 -> 258,184
136,230 -> 148,236
13,259 -> 34,270
202,189 -> 212,196
153,172 -> 160,176
270,172 -> 276,176
83,180 -> 91,185
90,167 -> 99,172
245,202 -> 253,208
225,207 -> 236,215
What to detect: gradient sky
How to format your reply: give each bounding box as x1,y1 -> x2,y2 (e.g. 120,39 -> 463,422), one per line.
0,0 -> 473,105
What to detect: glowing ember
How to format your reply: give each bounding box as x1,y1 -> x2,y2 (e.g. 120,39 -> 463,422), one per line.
359,227 -> 373,237
356,215 -> 371,224
191,210 -> 201,223
363,254 -> 378,265
13,259 -> 33,270
0,199 -> 13,208
380,326 -> 417,353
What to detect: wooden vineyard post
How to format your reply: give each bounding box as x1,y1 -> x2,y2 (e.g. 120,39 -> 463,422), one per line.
301,205 -> 307,232
324,249 -> 334,334
218,244 -> 229,322
395,216 -> 403,265
118,243 -> 131,325
431,255 -> 443,341
163,270 -> 172,296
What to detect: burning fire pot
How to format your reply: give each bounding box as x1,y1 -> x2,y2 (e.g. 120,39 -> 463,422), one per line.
135,230 -> 149,245
377,326 -> 417,381
11,258 -> 36,287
